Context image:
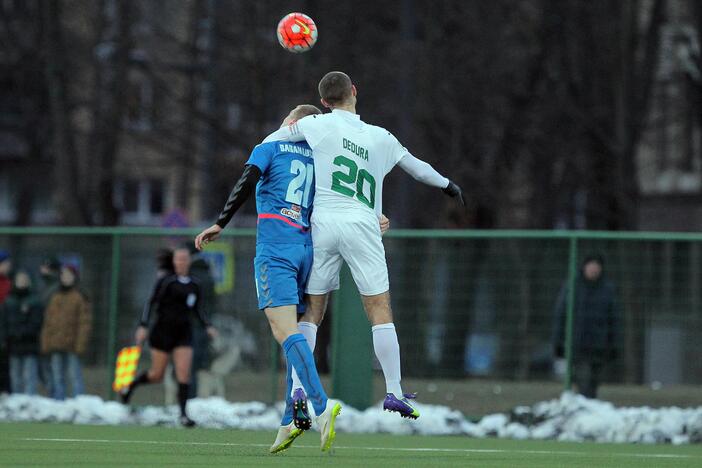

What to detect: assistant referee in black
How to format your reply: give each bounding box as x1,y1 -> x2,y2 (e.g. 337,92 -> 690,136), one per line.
121,246 -> 216,427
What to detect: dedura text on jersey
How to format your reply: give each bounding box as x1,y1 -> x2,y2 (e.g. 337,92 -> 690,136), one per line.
343,138 -> 369,161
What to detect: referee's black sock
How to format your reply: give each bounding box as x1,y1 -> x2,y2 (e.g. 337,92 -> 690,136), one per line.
178,382 -> 189,417
121,371 -> 150,404
133,371 -> 150,387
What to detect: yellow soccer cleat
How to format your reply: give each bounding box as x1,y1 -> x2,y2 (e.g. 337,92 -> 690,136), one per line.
316,399 -> 342,452
269,423 -> 304,454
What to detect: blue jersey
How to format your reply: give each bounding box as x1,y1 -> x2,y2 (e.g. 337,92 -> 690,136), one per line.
246,140 -> 315,245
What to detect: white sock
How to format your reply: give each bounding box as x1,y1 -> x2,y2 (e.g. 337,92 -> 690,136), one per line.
291,322 -> 318,396
372,323 -> 403,396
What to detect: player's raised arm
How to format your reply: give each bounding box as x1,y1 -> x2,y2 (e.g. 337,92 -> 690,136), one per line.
262,107 -> 327,146
262,122 -> 306,144
194,164 -> 262,250
397,154 -> 466,206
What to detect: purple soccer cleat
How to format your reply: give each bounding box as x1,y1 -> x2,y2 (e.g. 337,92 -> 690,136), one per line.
383,392 -> 420,419
292,388 -> 312,430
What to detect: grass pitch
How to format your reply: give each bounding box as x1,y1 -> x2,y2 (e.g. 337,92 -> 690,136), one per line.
1,422 -> 701,467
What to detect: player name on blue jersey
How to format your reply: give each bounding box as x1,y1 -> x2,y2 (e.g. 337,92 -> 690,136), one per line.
278,143 -> 312,158
247,140 -> 315,245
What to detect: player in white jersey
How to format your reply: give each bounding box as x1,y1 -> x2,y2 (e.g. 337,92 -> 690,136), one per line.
263,71 -> 464,419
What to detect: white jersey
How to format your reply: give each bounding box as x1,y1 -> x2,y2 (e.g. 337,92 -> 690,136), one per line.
263,109 -> 410,218
263,108 -> 450,296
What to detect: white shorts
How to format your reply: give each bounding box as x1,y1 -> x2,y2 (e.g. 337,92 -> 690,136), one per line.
306,210 -> 390,296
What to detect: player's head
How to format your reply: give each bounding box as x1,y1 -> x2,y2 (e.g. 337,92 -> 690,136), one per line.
318,71 -> 356,109
281,104 -> 322,126
173,246 -> 191,276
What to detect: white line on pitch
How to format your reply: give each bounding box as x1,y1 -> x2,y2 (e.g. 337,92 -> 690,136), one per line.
19,438 -> 697,459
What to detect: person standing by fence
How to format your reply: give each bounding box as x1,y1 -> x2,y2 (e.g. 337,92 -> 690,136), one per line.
553,254 -> 622,399
2,270 -> 43,395
37,257 -> 61,396
40,265 -> 92,400
121,246 -> 216,427
0,250 -> 13,393
186,243 -> 215,399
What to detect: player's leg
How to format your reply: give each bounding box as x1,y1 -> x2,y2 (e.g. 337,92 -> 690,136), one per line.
341,215 -> 419,419
360,291 -> 418,418
290,245 -> 328,397
257,242 -> 340,450
270,355 -> 304,454
265,305 -> 341,451
265,305 -> 327,409
300,293 -> 329,325
361,292 -> 401,397
290,216 -> 342,397
173,345 -> 196,426
121,347 -> 169,404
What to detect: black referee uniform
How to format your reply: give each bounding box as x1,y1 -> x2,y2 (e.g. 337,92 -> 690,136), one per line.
141,274 -> 210,351
122,273 -> 210,426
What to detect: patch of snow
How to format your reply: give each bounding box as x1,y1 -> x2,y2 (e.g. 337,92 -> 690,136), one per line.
2,391 -> 702,444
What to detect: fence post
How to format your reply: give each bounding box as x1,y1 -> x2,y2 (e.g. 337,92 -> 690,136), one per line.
331,265 -> 373,410
564,236 -> 578,391
106,233 -> 121,398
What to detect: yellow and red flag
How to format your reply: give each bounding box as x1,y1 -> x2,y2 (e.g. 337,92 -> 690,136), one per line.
113,346 -> 142,392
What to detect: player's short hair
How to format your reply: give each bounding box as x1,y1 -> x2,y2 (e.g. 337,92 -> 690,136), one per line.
318,71 -> 353,106
290,104 -> 322,120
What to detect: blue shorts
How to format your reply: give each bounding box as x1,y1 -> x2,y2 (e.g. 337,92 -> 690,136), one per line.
254,243 -> 313,313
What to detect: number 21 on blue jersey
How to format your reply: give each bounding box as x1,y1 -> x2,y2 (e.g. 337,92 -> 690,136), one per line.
285,160 -> 314,208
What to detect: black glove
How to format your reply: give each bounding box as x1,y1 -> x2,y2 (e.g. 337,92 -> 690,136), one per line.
443,180 -> 465,206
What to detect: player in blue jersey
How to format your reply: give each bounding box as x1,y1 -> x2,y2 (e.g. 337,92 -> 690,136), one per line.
195,104 -> 341,454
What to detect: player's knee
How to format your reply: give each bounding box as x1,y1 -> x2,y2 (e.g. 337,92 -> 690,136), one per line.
304,295 -> 328,324
300,308 -> 324,325
362,292 -> 393,325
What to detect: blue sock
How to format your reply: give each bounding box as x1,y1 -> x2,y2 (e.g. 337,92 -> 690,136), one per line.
280,358 -> 294,426
282,333 -> 328,415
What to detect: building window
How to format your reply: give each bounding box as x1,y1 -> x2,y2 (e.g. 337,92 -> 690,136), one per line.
116,178 -> 166,224
149,179 -> 164,214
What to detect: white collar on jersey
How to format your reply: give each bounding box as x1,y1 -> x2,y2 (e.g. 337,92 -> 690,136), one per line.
177,275 -> 191,284
331,109 -> 361,120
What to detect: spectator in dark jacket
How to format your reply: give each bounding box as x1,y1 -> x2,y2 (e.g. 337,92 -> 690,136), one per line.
38,257 -> 61,306
37,257 -> 61,395
553,254 -> 622,398
2,270 -> 43,395
0,249 -> 12,393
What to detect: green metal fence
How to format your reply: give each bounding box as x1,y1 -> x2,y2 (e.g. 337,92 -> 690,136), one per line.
2,227 -> 702,415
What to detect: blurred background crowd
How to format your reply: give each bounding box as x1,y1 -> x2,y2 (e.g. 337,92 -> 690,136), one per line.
2,1 -> 702,415
2,0 -> 702,232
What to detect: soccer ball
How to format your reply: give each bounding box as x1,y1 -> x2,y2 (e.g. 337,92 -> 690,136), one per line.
277,12 -> 318,53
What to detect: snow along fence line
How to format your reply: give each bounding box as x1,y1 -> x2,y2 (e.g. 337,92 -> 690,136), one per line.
1,392 -> 702,444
